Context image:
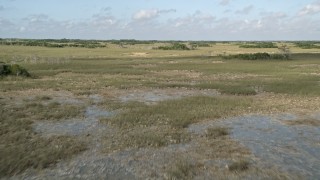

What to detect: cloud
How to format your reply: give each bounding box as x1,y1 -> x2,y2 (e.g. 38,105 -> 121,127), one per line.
23,14 -> 50,24
236,5 -> 254,15
90,14 -> 118,32
0,5 -> 5,11
0,17 -> 14,27
172,11 -> 215,28
219,0 -> 231,6
1,7 -> 319,40
101,7 -> 112,12
133,9 -> 158,20
133,9 -> 176,21
298,1 -> 320,16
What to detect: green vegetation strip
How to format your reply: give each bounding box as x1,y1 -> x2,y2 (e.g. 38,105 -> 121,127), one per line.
222,52 -> 289,60
239,42 -> 278,48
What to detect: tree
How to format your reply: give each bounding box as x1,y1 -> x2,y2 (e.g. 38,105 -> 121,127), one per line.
278,44 -> 291,59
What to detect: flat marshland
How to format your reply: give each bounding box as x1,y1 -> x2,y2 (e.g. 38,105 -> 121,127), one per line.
1,41 -> 320,179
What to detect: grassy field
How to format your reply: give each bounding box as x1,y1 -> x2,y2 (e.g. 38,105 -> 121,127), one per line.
0,42 -> 320,178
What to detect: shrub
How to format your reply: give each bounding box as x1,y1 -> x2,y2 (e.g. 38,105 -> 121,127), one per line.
0,62 -> 11,76
222,52 -> 289,60
239,42 -> 278,48
229,160 -> 250,172
155,43 -> 191,50
0,63 -> 30,77
205,127 -> 229,138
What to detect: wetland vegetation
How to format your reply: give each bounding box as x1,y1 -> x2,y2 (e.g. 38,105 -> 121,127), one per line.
0,39 -> 319,179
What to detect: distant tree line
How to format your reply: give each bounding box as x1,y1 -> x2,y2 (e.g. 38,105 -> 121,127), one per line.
239,42 -> 278,48
222,52 -> 290,60
0,39 -> 106,48
154,43 -> 191,50
293,41 -> 320,49
189,42 -> 213,48
3,39 -> 317,50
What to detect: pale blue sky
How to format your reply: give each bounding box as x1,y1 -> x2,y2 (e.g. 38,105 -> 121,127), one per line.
0,0 -> 319,40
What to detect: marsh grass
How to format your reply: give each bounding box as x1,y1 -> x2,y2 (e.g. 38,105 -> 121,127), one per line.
284,119 -> 320,126
167,158 -> 198,179
206,127 -> 229,138
108,96 -> 253,129
1,44 -> 320,178
1,48 -> 320,97
101,96 -> 252,150
196,83 -> 257,96
22,101 -> 83,121
35,95 -> 52,101
263,75 -> 320,96
228,160 -> 250,172
0,102 -> 86,177
105,127 -> 190,150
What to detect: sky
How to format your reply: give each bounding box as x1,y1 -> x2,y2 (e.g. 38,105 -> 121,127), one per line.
0,0 -> 320,40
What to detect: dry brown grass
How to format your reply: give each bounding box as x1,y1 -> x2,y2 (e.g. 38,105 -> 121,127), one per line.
0,98 -> 86,177
228,160 -> 250,172
205,127 -> 229,138
284,119 -> 320,126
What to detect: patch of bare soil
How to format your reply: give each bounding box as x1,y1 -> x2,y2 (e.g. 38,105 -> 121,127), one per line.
290,64 -> 320,68
131,64 -> 157,68
129,52 -> 149,57
203,73 -> 273,81
211,61 -> 225,64
255,93 -> 320,114
152,70 -> 203,79
301,72 -> 320,76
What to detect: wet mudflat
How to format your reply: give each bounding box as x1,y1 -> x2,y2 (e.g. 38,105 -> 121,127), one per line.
33,106 -> 114,136
190,112 -> 320,179
8,90 -> 320,179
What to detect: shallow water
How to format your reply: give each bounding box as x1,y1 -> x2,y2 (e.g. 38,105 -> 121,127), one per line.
85,106 -> 114,119
216,113 -> 320,179
119,89 -> 219,104
34,106 -> 114,136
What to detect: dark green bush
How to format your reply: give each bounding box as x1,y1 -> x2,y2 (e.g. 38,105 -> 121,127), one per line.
222,52 -> 289,60
155,43 -> 191,50
0,63 -> 30,77
239,42 -> 278,48
0,63 -> 11,76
